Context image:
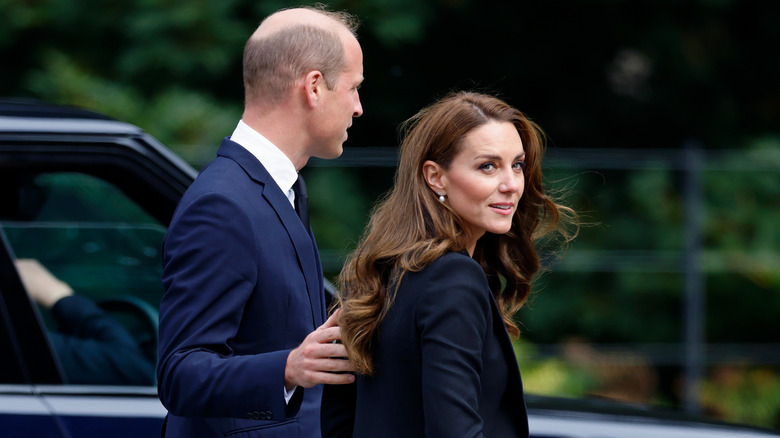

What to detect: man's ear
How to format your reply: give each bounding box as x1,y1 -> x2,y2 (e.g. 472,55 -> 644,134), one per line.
303,70 -> 324,107
422,160 -> 445,194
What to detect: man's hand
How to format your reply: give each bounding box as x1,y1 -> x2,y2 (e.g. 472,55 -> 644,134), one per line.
15,259 -> 73,308
285,310 -> 356,390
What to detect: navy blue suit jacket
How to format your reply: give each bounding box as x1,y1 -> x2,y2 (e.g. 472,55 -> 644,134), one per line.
158,138 -> 326,437
322,251 -> 529,438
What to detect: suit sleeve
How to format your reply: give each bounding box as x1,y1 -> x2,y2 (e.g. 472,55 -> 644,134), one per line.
417,254 -> 491,438
157,192 -> 293,419
49,295 -> 155,386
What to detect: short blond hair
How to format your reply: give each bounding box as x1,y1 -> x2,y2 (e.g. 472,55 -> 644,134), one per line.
243,5 -> 359,104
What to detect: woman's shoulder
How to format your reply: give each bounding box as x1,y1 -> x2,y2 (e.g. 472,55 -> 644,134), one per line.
424,250 -> 483,277
398,251 -> 493,331
403,250 -> 490,305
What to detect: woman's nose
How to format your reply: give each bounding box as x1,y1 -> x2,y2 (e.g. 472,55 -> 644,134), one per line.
499,170 -> 521,193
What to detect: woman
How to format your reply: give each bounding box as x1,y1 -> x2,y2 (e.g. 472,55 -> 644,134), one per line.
323,91 -> 576,437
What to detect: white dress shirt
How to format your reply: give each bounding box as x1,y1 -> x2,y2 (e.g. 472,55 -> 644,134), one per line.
230,120 -> 299,404
231,120 -> 298,208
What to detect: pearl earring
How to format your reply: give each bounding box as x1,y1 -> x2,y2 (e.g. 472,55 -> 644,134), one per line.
438,192 -> 445,203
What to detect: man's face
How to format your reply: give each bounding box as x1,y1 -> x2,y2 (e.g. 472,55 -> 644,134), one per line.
310,34 -> 364,160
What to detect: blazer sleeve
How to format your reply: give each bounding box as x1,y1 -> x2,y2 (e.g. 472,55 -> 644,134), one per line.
49,295 -> 155,386
157,192 -> 293,420
416,253 -> 492,438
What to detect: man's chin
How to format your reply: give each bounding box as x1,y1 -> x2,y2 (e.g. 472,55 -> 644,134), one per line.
316,145 -> 344,160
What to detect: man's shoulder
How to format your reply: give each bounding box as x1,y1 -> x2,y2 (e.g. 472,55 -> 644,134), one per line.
190,140 -> 270,191
187,158 -> 254,195
172,156 -> 265,220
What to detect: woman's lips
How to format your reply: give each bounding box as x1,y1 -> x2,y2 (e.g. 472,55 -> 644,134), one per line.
489,202 -> 514,214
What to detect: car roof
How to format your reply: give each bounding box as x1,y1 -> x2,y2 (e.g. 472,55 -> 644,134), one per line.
0,98 -> 144,136
0,98 -> 115,120
0,98 -> 198,225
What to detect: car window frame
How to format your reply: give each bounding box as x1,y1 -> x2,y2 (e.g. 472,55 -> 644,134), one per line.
0,226 -> 64,384
0,115 -> 197,388
0,128 -> 196,224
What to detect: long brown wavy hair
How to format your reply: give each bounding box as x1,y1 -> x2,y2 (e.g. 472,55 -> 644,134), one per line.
336,91 -> 577,375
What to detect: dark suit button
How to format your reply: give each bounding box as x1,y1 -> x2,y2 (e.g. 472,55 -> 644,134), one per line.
248,411 -> 260,420
263,411 -> 273,420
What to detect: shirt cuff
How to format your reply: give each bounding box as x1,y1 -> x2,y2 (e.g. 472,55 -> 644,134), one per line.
284,385 -> 297,404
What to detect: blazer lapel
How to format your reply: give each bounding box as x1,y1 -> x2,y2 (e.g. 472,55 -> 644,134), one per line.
263,188 -> 324,328
217,138 -> 324,328
490,294 -> 524,395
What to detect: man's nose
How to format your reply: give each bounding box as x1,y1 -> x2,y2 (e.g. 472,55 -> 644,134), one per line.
353,91 -> 363,117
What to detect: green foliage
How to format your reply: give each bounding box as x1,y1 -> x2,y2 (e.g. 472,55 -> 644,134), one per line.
515,340 -> 595,397
26,51 -> 144,120
304,165 -> 397,279
23,50 -> 240,155
119,0 -> 247,82
705,139 -> 780,252
306,167 -> 372,262
349,0 -> 434,46
137,90 -> 242,157
701,365 -> 780,429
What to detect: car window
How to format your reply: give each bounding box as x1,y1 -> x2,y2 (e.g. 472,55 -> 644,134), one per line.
1,171 -> 164,386
16,172 -> 157,223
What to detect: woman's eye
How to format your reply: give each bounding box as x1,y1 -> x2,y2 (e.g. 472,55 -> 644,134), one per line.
513,161 -> 526,171
479,163 -> 496,171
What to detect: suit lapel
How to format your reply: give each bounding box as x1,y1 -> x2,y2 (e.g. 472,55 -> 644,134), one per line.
217,138 -> 324,328
489,294 -> 524,395
264,188 -> 324,328
490,297 -> 529,433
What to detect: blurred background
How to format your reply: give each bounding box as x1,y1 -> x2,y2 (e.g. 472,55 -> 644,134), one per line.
2,0 -> 778,429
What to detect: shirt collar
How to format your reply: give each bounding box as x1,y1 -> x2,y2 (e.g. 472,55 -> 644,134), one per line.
231,120 -> 298,205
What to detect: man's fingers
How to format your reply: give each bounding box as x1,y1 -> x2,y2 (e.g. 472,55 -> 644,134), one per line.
309,326 -> 342,344
324,342 -> 349,359
286,310 -> 355,388
318,309 -> 341,330
300,334 -> 349,358
311,371 -> 355,386
327,357 -> 356,374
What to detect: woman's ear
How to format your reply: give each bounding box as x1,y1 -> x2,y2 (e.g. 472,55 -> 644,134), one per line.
422,160 -> 445,194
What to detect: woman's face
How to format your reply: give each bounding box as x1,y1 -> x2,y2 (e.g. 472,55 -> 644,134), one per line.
430,121 -> 526,253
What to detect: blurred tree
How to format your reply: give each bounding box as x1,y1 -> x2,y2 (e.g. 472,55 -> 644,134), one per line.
3,0 -> 779,151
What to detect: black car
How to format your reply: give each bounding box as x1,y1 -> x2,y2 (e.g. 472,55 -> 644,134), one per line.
0,99 -> 192,437
1,99 -> 778,438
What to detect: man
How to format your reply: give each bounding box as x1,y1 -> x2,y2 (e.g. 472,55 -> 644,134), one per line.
157,6 -> 363,437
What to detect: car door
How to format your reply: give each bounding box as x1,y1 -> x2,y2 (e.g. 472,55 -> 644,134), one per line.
0,170 -> 169,436
0,109 -> 197,437
0,227 -> 68,438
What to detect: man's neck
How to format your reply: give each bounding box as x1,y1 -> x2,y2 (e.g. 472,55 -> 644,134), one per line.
242,104 -> 309,170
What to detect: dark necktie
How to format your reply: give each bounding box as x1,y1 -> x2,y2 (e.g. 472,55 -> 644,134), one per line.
293,175 -> 310,230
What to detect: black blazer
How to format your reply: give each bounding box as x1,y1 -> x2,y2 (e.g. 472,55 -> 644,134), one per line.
323,251 -> 529,438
